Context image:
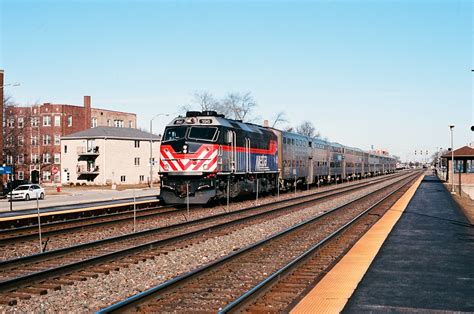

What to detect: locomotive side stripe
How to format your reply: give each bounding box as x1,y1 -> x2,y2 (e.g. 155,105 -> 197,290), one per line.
206,155 -> 218,171
192,149 -> 216,171
161,150 -> 179,171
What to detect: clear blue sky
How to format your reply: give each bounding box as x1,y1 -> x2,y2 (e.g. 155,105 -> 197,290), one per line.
1,0 -> 472,161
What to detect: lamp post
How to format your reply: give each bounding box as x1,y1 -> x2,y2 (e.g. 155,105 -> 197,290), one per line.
149,113 -> 170,188
0,82 -> 20,89
449,125 -> 455,193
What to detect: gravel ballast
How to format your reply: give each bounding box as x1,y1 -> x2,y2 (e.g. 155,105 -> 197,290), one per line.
0,173 -> 412,312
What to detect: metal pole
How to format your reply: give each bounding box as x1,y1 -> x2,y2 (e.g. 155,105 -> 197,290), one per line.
256,175 -> 259,205
186,183 -> 190,217
133,189 -> 137,233
226,175 -> 230,212
277,173 -> 280,201
451,127 -> 455,193
294,175 -> 297,197
150,119 -> 153,188
9,183 -> 12,212
36,192 -> 42,253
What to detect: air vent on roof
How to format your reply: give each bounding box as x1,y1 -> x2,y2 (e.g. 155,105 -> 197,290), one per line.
186,111 -> 201,117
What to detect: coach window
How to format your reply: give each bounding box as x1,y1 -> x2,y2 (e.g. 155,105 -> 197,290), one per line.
291,139 -> 295,145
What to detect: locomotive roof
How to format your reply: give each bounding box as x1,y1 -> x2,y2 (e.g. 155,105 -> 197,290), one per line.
167,115 -> 271,135
168,112 -> 395,159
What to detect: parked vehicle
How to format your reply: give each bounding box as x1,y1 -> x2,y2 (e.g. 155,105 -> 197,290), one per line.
1,180 -> 30,198
6,184 -> 45,201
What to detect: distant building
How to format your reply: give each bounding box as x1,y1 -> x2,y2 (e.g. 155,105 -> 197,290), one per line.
61,127 -> 160,185
441,145 -> 474,197
3,96 -> 137,184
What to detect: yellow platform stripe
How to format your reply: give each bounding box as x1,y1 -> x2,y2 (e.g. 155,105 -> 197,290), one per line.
0,199 -> 160,222
291,174 -> 424,314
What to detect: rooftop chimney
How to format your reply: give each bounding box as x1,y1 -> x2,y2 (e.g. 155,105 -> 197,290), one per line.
84,95 -> 91,129
263,119 -> 269,128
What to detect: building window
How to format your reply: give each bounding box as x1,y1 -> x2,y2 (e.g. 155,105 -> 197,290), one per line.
114,119 -> 124,128
8,119 -> 14,128
134,140 -> 140,148
31,154 -> 39,163
31,136 -> 38,146
18,171 -> 24,180
31,117 -> 39,127
64,145 -> 68,153
43,153 -> 51,164
454,160 -> 464,173
139,175 -> 144,182
18,155 -> 24,164
107,119 -> 111,126
18,136 -> 24,145
91,117 -> 97,128
129,120 -> 133,128
120,175 -> 126,182
54,135 -> 61,145
54,153 -> 61,164
67,116 -> 73,127
43,116 -> 51,126
54,116 -> 61,126
6,155 -> 13,165
134,157 -> 140,166
43,135 -> 51,145
18,117 -> 24,128
43,171 -> 51,182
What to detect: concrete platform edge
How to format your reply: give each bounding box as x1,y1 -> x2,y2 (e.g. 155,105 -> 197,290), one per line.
290,174 -> 424,314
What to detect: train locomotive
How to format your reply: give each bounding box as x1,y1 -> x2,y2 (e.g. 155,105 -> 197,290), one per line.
159,111 -> 396,204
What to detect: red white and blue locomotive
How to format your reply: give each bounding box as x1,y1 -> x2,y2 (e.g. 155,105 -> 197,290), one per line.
159,111 -> 396,204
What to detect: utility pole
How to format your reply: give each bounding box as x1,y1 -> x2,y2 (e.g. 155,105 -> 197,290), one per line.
449,125 -> 455,193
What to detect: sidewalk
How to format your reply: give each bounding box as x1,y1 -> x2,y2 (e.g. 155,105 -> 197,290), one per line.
343,175 -> 474,312
0,187 -> 160,213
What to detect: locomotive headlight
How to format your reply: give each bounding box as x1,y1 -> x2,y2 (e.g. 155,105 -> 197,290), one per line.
164,164 -> 170,171
183,144 -> 188,154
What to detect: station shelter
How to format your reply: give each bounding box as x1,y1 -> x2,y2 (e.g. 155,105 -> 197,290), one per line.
442,144 -> 474,197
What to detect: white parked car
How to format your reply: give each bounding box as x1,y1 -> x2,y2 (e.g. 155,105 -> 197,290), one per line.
7,184 -> 45,201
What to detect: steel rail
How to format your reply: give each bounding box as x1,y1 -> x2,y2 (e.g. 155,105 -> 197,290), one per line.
0,172 -> 414,295
97,171 -> 420,313
0,172 -> 406,245
218,174 -> 420,313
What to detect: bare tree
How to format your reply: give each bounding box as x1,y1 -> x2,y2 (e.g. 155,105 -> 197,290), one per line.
3,101 -> 32,181
271,111 -> 288,128
191,91 -> 220,111
296,120 -> 318,138
222,92 -> 256,122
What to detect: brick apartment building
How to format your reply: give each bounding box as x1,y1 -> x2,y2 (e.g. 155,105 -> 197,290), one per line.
3,95 -> 137,184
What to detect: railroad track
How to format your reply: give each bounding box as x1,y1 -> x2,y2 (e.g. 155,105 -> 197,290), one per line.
0,172 -> 414,305
0,196 -> 160,230
0,172 -> 405,247
97,171 -> 421,313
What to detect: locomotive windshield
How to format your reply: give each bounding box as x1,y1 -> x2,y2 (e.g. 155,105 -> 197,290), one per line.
163,127 -> 187,142
188,127 -> 218,141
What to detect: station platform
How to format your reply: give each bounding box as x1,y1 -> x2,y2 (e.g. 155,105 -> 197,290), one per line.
292,175 -> 474,313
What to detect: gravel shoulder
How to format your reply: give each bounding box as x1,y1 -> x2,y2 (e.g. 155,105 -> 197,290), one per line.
0,174 -> 411,312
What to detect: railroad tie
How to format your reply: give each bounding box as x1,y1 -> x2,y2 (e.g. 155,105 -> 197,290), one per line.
5,292 -> 31,300
0,298 -> 17,306
35,283 -> 61,291
15,287 -> 48,295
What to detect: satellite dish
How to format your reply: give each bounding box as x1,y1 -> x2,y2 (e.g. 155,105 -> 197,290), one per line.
471,125 -> 474,131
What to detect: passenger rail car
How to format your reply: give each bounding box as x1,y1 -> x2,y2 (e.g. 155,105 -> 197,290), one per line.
159,111 -> 396,204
